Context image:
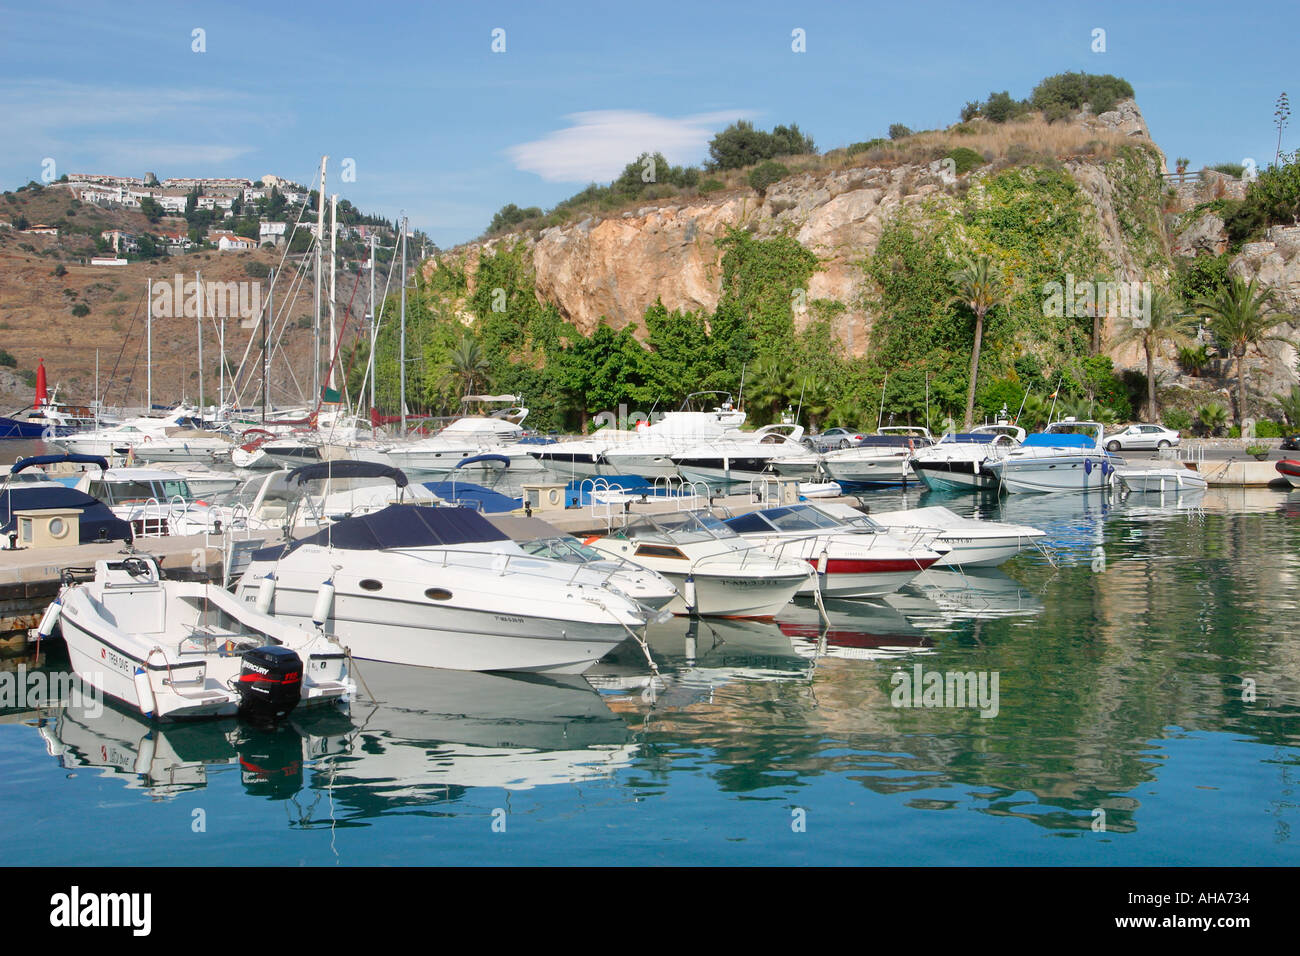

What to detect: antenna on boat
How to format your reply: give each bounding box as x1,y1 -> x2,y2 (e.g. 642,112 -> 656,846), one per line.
1015,388 -> 1029,425
736,363 -> 747,412
794,378 -> 806,427
877,371 -> 888,431
1047,374 -> 1064,423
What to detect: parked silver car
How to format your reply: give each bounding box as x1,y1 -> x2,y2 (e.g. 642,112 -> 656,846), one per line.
1104,423 -> 1181,451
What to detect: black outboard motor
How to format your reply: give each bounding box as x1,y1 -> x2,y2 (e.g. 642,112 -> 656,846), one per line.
237,646 -> 303,721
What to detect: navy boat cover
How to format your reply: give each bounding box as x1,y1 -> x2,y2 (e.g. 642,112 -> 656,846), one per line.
12,453 -> 109,473
258,503 -> 509,558
287,461 -> 409,487
0,485 -> 132,545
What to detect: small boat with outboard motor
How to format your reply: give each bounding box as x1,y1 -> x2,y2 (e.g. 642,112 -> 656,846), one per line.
39,554 -> 353,721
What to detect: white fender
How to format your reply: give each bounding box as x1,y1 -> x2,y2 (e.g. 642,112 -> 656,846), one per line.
255,572 -> 277,614
133,667 -> 155,720
37,600 -> 62,638
134,732 -> 157,774
312,579 -> 336,628
683,573 -> 697,612
816,551 -> 829,575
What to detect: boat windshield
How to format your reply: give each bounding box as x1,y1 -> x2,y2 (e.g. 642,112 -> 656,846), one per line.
762,505 -> 845,532
808,505 -> 883,533
520,535 -> 603,564
626,510 -> 735,544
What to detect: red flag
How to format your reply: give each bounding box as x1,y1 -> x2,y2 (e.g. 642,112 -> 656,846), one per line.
34,358 -> 48,408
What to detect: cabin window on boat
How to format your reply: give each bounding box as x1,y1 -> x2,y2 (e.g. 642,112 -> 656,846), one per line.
635,544 -> 688,560
359,579 -> 383,591
424,588 -> 453,601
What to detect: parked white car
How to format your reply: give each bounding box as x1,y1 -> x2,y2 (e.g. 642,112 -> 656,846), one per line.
1104,423 -> 1181,451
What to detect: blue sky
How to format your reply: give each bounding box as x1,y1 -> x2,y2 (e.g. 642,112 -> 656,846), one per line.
1,0 -> 1295,247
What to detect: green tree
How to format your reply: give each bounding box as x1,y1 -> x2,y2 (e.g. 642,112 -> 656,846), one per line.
746,357 -> 795,425
1112,288 -> 1198,419
949,255 -> 1010,429
1195,276 -> 1294,425
439,334 -> 490,398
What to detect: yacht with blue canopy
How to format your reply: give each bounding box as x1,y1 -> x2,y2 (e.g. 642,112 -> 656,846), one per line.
982,420 -> 1124,494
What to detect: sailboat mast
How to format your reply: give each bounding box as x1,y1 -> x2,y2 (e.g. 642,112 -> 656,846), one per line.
196,270 -> 204,414
263,267 -> 273,424
313,155 -> 328,404
328,193 -> 338,394
399,216 -> 407,436
146,277 -> 152,412
368,234 -> 376,426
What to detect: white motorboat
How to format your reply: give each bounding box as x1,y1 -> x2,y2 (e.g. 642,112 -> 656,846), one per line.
235,501 -> 659,674
982,420 -> 1122,494
910,424 -> 1025,491
56,405 -> 204,457
486,513 -> 680,610
671,423 -> 813,487
43,555 -> 353,721
228,462 -> 441,532
820,426 -> 935,487
598,392 -> 748,479
721,503 -> 945,598
1114,465 -> 1208,493
849,504 -> 1046,567
131,430 -> 235,464
585,510 -> 813,617
74,466 -> 228,537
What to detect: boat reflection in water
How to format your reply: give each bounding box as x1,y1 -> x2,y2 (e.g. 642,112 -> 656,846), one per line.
34,663 -> 637,822
775,598 -> 937,661
37,697 -> 353,801
587,615 -> 813,708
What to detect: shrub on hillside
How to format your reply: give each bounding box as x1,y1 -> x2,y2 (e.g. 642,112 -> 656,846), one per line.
244,261 -> 271,278
889,123 -> 913,140
946,147 -> 984,175
847,138 -> 889,156
707,121 -> 815,171
70,303 -> 90,317
698,178 -> 725,194
1030,72 -> 1134,120
748,161 -> 789,196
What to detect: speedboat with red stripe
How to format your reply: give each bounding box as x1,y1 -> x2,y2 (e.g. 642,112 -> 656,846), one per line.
722,504 -> 944,598
1277,459 -> 1300,488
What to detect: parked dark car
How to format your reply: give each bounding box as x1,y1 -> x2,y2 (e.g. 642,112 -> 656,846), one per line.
1281,435 -> 1300,452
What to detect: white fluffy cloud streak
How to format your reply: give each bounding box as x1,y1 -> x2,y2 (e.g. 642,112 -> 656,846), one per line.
507,109 -> 752,183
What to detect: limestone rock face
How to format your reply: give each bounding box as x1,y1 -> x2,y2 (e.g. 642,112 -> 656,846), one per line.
1174,212 -> 1228,257
1227,224 -> 1300,398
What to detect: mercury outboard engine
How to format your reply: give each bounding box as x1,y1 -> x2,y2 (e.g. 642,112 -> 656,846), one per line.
236,646 -> 303,721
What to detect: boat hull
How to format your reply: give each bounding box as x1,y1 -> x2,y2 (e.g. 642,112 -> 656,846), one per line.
236,575 -> 629,674
912,460 -> 997,491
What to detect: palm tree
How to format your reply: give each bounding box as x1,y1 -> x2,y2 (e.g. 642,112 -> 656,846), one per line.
439,334 -> 490,399
949,255 -> 1009,430
746,357 -> 795,425
1112,288 -> 1198,420
1195,277 -> 1293,426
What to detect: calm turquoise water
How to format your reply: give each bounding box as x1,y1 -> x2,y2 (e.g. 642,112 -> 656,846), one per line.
2,484 -> 1298,865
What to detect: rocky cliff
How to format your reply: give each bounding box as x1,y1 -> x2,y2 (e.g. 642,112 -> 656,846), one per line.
434,99 -> 1298,399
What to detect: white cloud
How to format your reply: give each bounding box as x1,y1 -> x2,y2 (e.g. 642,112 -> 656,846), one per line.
506,109 -> 752,183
